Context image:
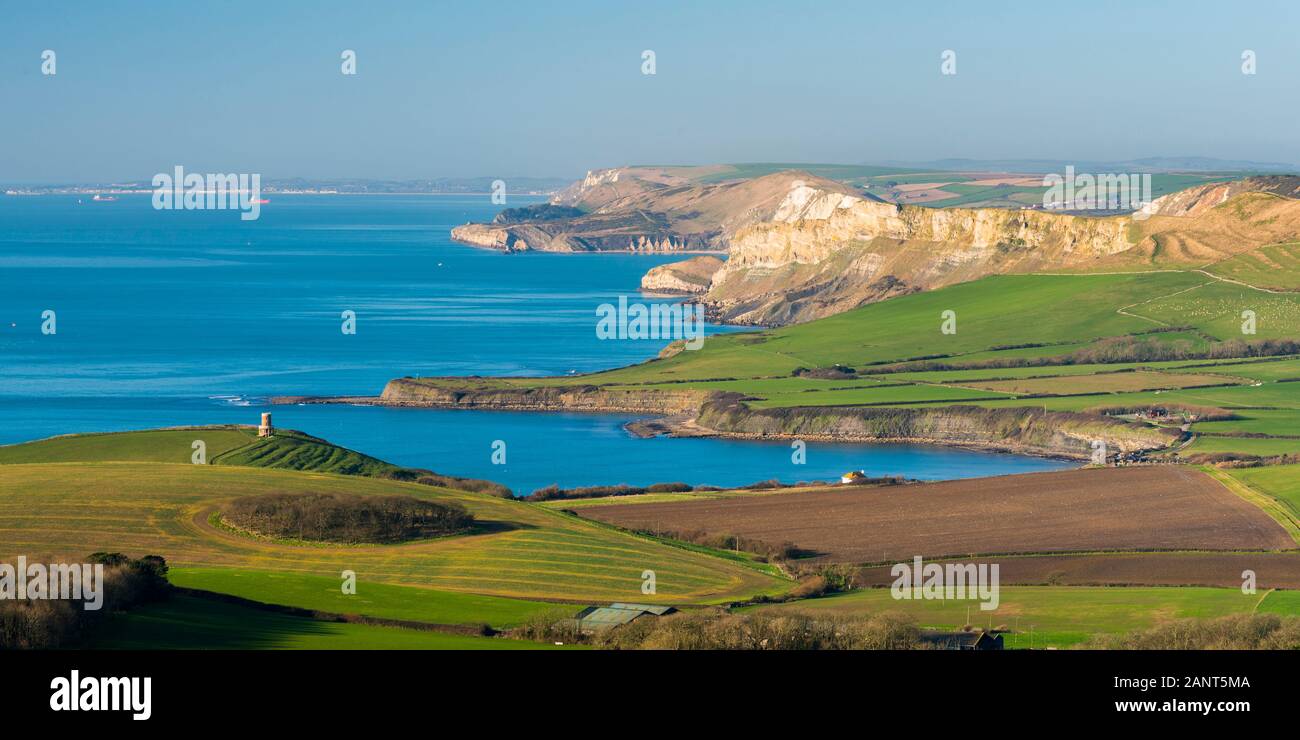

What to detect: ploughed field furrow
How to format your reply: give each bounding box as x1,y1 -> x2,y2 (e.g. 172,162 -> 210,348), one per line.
579,467 -> 1296,563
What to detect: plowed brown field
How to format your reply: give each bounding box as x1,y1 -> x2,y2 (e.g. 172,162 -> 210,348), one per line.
579,467 -> 1295,563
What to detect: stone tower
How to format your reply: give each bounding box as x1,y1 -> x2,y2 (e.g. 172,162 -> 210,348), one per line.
258,412 -> 273,437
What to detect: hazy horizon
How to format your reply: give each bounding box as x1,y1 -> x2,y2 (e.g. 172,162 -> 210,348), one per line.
4,0 -> 1299,182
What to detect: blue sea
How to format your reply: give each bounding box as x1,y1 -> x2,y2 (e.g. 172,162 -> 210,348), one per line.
0,194 -> 1069,493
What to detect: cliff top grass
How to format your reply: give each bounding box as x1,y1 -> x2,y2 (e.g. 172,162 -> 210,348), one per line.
382,269 -> 1300,461
0,425 -> 514,499
1203,242 -> 1300,291
395,272 -> 1299,396
0,426 -> 258,465
0,426 -> 402,476
579,271 -> 1300,385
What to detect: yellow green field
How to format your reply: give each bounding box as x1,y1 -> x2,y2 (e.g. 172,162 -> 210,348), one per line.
90,594 -> 578,650
0,461 -> 787,604
743,586 -> 1295,648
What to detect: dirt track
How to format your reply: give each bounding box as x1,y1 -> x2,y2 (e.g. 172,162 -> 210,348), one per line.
579,467 -> 1296,563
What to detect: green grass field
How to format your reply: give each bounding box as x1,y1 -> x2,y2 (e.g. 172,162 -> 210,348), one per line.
398,269 -> 1300,461
1187,357 -> 1300,381
744,586 -> 1289,649
1186,435 -> 1300,456
88,594 -> 575,650
0,426 -> 400,478
585,273 -> 1209,384
169,568 -> 561,627
858,172 -> 1231,210
1126,280 -> 1300,339
1225,464 -> 1300,520
0,427 -> 257,465
514,270 -> 1297,390
1193,408 -> 1300,436
0,461 -> 786,604
1204,242 -> 1300,291
0,430 -> 789,648
10,259 -> 1300,648
210,430 -> 398,476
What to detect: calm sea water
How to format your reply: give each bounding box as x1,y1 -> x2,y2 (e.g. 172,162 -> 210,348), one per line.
0,194 -> 1069,493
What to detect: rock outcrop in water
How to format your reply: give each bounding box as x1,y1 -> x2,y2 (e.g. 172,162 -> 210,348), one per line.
640,256 -> 724,294
378,377 -> 708,414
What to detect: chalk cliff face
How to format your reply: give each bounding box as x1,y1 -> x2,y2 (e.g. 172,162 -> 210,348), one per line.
450,168 -> 860,253
640,255 -> 724,294
701,187 -> 1135,324
1140,176 -> 1300,217
453,166 -> 1300,325
690,176 -> 1300,325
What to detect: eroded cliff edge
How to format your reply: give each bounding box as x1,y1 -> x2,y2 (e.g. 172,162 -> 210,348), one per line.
449,167 -> 862,254
453,166 -> 1300,326
288,380 -> 1179,461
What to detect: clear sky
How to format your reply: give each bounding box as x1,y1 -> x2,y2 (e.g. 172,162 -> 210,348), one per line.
2,0 -> 1298,182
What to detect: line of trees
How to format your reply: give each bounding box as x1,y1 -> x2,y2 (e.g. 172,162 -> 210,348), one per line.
223,492 -> 473,544
1089,613 -> 1300,649
513,609 -> 924,650
526,481 -> 693,502
0,553 -> 170,650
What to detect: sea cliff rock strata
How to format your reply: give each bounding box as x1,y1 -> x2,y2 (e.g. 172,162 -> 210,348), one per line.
450,168 -> 860,254
690,394 -> 1180,460
651,177 -> 1300,325
640,255 -> 724,294
377,378 -> 708,415
457,168 -> 1300,324
284,382 -> 1177,461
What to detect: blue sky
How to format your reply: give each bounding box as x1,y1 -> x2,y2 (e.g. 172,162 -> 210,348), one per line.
2,0 -> 1298,181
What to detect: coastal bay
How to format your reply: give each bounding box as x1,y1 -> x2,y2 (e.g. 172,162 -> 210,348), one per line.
0,193 -> 1070,494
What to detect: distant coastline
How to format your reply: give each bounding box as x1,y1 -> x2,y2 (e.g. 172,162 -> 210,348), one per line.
3,190 -> 557,197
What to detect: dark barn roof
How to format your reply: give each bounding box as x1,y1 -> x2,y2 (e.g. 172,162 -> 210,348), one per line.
918,630 -> 1005,650
572,603 -> 677,632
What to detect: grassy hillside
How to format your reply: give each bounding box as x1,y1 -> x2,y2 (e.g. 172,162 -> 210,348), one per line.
1225,464 -> 1300,521
0,426 -> 396,475
0,462 -> 787,604
393,269 -> 1300,461
88,594 -> 574,650
685,164 -> 1233,209
209,430 -> 397,476
0,427 -> 257,465
169,568 -> 559,628
402,269 -> 1298,394
1204,242 -> 1300,290
742,586 -> 1283,649
616,272 -> 1203,383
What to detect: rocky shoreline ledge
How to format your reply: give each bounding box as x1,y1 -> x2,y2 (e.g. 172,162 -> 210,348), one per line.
273,379 -> 1179,463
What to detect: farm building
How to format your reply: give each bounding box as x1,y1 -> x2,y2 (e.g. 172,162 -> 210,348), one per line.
840,470 -> 866,484
571,603 -> 676,633
918,629 -> 1004,650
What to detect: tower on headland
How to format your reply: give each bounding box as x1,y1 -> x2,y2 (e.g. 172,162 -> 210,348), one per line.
258,412 -> 274,437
